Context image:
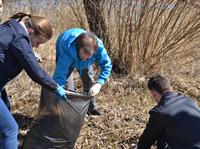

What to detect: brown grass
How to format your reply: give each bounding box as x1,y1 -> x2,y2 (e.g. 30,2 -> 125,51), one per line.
2,0 -> 200,148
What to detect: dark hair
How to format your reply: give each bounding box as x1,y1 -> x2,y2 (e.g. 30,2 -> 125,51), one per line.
147,74 -> 171,94
10,12 -> 52,40
76,32 -> 98,54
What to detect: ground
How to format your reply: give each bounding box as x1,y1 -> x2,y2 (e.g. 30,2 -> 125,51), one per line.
7,72 -> 200,149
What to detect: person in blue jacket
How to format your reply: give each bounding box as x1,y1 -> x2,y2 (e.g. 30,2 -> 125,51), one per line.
134,74 -> 200,149
0,12 -> 66,149
53,28 -> 112,115
0,0 -> 9,108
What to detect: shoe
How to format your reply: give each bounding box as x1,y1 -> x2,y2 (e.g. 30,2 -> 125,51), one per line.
87,109 -> 101,116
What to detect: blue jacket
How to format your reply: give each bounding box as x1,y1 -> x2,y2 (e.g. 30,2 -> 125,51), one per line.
0,20 -> 57,91
137,92 -> 200,149
53,28 -> 112,86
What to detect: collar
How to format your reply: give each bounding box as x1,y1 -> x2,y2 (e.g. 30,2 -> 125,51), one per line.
19,21 -> 28,35
159,91 -> 178,103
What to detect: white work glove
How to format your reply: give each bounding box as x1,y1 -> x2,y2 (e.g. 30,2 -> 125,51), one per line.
34,52 -> 42,63
133,144 -> 138,149
133,146 -> 138,149
88,83 -> 102,96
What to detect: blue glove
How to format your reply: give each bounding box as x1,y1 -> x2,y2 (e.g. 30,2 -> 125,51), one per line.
55,85 -> 67,100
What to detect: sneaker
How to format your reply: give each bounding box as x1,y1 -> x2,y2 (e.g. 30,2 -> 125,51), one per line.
87,109 -> 101,116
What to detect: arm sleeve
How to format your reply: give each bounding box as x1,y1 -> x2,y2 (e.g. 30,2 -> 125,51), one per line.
9,35 -> 57,91
137,110 -> 166,149
96,41 -> 112,85
52,49 -> 71,87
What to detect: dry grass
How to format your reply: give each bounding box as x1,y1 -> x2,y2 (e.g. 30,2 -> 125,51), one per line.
2,0 -> 200,148
3,33 -> 154,148
104,0 -> 200,77
74,78 -> 151,149
11,72 -> 200,149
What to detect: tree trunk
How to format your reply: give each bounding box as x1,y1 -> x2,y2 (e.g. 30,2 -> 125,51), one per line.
83,0 -> 111,54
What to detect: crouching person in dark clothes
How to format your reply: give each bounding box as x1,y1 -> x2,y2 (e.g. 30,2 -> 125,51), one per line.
134,74 -> 200,149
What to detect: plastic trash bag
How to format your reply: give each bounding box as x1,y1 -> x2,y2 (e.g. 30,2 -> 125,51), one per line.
23,88 -> 91,149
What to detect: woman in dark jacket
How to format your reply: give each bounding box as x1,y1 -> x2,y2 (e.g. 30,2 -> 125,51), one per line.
0,13 -> 66,149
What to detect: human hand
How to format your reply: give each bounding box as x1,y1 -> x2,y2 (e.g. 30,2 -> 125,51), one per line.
88,83 -> 102,96
55,84 -> 67,100
132,144 -> 138,149
34,52 -> 42,63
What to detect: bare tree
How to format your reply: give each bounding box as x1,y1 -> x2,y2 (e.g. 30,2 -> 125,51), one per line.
83,0 -> 111,53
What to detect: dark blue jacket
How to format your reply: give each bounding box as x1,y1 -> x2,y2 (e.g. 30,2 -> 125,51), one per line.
0,20 -> 57,91
137,92 -> 200,149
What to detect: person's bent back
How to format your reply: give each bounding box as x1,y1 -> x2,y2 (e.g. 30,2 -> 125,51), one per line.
135,74 -> 200,149
154,93 -> 200,148
0,12 -> 66,149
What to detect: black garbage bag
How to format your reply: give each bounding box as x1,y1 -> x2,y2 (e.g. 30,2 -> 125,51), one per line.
23,88 -> 91,149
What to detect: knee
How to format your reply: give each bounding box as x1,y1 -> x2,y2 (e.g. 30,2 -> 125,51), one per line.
3,121 -> 19,139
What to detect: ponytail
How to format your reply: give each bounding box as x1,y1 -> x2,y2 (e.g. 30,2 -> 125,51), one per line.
10,12 -> 31,22
9,12 -> 52,40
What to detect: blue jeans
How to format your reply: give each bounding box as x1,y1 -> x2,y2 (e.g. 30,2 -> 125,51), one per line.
0,98 -> 18,149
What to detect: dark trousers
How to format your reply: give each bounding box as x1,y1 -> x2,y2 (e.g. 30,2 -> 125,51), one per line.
157,136 -> 171,149
66,67 -> 97,112
1,89 -> 11,111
